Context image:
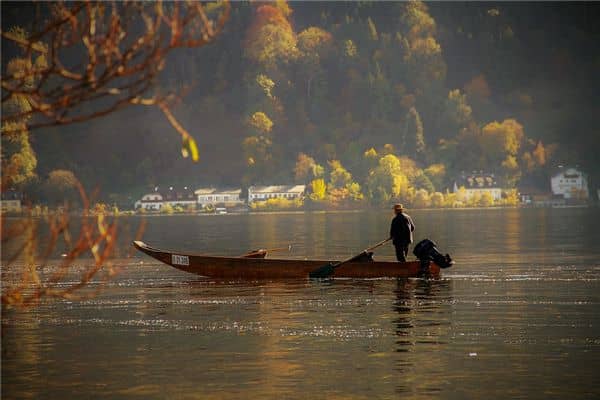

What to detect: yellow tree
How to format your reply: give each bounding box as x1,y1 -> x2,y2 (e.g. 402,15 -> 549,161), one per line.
480,191 -> 494,207
430,191 -> 445,207
326,160 -> 363,204
328,160 -> 353,189
366,154 -> 410,204
244,3 -> 299,70
481,119 -> 525,186
413,189 -> 431,208
244,111 -> 274,178
1,29 -> 44,190
309,178 -> 326,201
248,112 -> 274,134
481,119 -> 524,163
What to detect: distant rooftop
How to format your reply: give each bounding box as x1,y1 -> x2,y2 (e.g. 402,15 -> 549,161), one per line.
156,186 -> 196,201
454,172 -> 499,189
249,185 -> 305,194
551,166 -> 586,179
195,188 -> 216,195
195,188 -> 241,195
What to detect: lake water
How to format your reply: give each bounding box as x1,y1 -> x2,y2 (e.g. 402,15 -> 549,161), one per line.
2,208 -> 600,399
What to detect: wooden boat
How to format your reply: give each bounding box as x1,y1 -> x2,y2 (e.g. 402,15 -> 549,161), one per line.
132,240 -> 441,279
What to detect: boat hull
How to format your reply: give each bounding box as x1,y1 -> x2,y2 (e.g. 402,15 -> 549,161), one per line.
132,241 -> 440,279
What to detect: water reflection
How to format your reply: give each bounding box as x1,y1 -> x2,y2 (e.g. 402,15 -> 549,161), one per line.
393,279 -> 453,346
3,209 -> 600,399
393,278 -> 453,396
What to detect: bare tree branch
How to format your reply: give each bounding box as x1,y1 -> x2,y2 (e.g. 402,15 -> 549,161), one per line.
1,1 -> 230,159
1,183 -> 147,308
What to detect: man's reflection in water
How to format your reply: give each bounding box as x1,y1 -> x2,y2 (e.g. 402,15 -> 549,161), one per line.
393,278 -> 453,348
393,278 -> 453,395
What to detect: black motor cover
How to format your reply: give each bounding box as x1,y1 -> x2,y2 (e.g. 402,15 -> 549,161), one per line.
413,239 -> 454,269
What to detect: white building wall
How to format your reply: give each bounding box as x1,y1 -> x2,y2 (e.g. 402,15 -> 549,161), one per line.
248,186 -> 305,203
197,191 -> 243,207
463,188 -> 502,201
1,200 -> 22,212
136,193 -> 164,210
551,168 -> 589,199
135,201 -> 162,211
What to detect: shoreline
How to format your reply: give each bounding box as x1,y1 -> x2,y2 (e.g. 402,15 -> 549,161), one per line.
2,203 -> 595,218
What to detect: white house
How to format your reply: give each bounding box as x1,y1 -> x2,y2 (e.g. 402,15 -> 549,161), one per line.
195,188 -> 244,208
1,189 -> 22,213
550,167 -> 589,199
453,172 -> 502,201
135,193 -> 163,211
134,186 -> 197,211
162,186 -> 197,208
248,185 -> 306,203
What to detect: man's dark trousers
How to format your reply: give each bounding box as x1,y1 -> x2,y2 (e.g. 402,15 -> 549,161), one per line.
394,243 -> 409,262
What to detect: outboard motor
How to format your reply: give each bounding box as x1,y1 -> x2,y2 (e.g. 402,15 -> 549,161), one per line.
413,239 -> 454,269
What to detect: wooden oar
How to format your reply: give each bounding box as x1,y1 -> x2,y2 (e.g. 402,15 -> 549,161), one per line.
242,245 -> 292,258
309,238 -> 391,279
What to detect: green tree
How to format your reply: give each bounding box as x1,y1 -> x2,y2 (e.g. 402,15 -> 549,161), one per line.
424,164 -> 446,191
44,169 -> 79,206
294,153 -> 323,183
413,172 -> 435,192
402,107 -> 426,160
444,89 -> 474,137
243,136 -> 272,165
297,27 -> 333,115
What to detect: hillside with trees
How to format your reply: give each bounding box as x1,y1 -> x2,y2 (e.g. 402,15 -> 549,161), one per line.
3,1 -> 599,207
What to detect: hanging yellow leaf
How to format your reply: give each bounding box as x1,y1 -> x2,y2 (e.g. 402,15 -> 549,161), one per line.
182,136 -> 199,162
159,102 -> 200,162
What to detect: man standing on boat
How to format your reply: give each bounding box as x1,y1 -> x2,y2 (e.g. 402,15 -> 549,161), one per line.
389,204 -> 415,262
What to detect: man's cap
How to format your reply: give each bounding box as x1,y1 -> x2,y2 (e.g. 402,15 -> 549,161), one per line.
393,203 -> 404,211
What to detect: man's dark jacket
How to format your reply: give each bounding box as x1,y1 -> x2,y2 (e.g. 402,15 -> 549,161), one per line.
390,212 -> 415,245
